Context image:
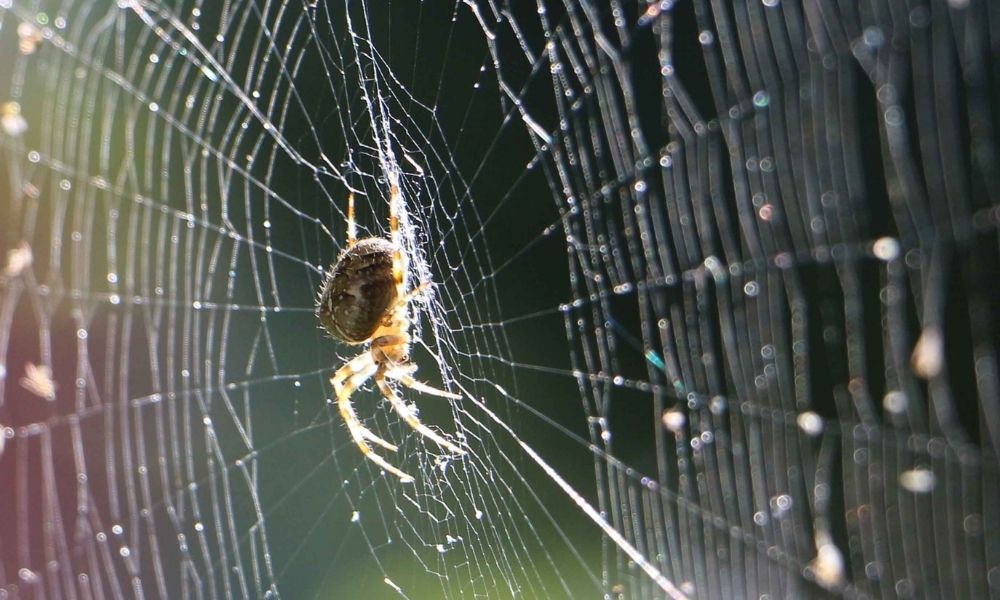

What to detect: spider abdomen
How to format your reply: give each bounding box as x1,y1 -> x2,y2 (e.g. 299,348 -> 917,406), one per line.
317,237 -> 398,344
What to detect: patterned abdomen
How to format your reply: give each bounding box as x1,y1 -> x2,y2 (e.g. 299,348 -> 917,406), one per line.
317,237 -> 398,344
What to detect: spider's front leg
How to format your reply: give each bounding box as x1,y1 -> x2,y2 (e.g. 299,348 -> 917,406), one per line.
332,353 -> 415,482
386,364 -> 462,401
370,334 -> 462,401
370,334 -> 465,457
376,365 -> 466,457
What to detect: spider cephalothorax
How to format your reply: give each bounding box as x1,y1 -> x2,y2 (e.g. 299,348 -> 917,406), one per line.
317,187 -> 464,482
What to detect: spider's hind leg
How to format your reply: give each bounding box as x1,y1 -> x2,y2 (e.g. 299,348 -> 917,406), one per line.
389,282 -> 431,315
345,192 -> 357,248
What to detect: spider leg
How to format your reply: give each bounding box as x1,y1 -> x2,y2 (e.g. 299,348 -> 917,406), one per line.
345,192 -> 357,248
385,364 -> 462,400
388,180 -> 406,298
377,366 -> 465,456
331,353 -> 414,481
332,356 -> 392,452
388,282 -> 431,314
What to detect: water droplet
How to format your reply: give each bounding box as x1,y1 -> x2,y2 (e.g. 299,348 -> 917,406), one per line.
797,411 -> 824,436
899,468 -> 936,493
662,409 -> 686,433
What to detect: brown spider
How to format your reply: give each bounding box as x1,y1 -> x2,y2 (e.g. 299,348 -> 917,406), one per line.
317,181 -> 464,482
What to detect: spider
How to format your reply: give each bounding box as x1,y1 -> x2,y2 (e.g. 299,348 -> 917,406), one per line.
317,180 -> 464,482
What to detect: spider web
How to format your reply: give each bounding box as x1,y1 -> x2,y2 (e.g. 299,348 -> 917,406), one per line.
1,0 -> 999,599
